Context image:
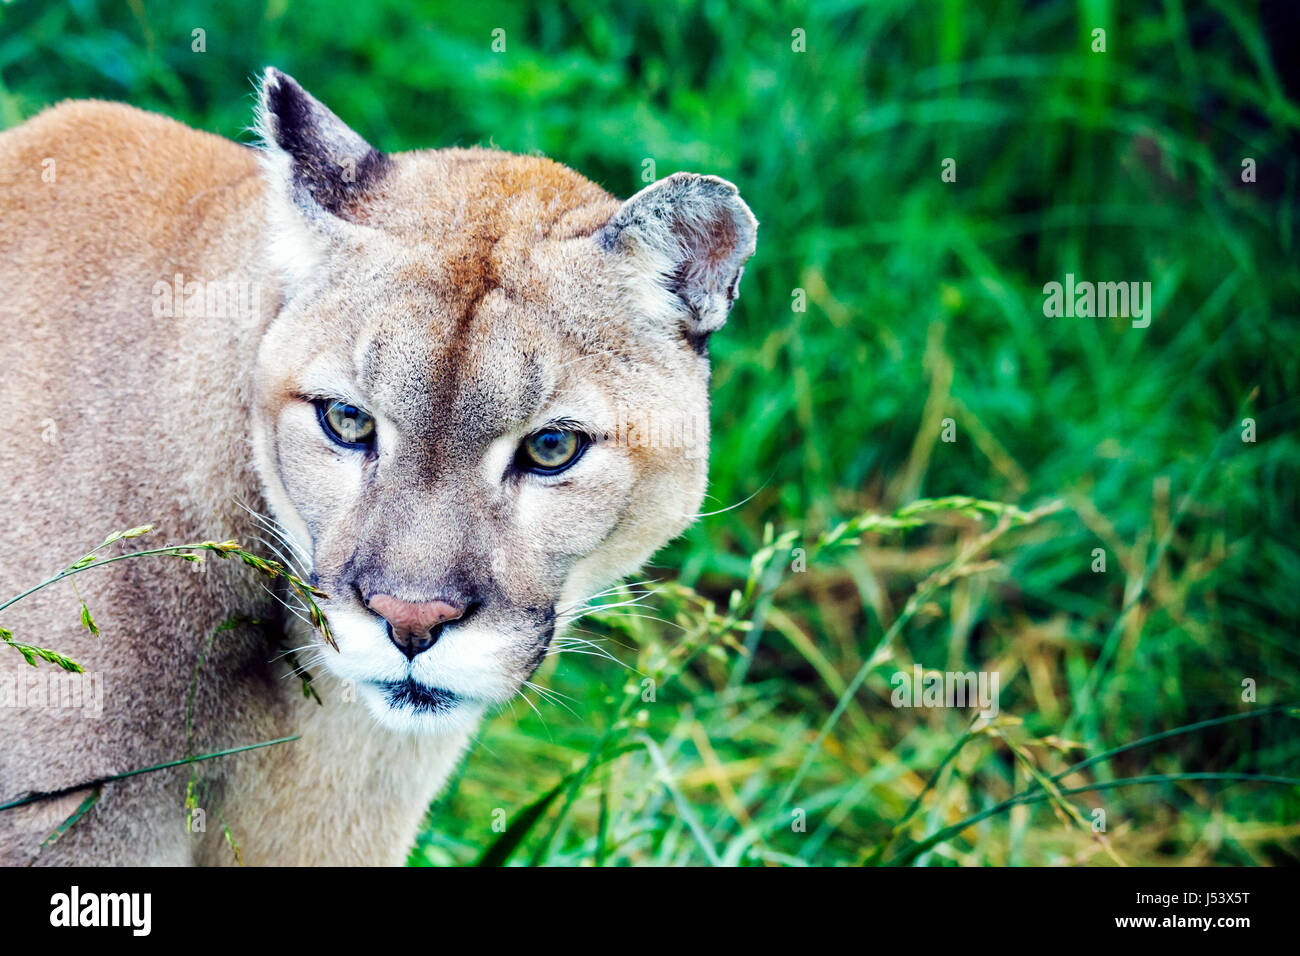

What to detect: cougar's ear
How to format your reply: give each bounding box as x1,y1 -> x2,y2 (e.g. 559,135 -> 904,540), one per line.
598,172 -> 758,348
255,67 -> 386,218
254,67 -> 388,286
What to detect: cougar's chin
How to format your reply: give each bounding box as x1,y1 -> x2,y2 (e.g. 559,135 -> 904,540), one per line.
356,679 -> 487,735
312,603 -> 533,736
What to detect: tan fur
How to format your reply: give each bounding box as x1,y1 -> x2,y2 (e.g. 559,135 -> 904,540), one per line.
0,71 -> 755,865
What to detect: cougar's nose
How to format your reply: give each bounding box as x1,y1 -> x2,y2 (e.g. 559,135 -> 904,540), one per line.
366,594 -> 469,659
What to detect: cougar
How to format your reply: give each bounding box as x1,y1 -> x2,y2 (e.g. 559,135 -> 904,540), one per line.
0,68 -> 756,865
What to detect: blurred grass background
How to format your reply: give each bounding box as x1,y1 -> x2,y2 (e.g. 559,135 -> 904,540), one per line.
2,0 -> 1297,865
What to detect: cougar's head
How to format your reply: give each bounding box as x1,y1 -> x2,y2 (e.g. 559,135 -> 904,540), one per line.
249,69 -> 756,734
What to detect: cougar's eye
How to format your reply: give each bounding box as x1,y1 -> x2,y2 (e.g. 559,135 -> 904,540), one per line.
517,428 -> 588,475
317,399 -> 376,449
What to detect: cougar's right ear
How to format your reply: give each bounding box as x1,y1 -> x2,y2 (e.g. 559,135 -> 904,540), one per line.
254,67 -> 389,287
598,172 -> 757,351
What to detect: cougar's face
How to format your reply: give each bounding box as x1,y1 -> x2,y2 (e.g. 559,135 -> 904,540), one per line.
249,69 -> 755,734
253,238 -> 710,733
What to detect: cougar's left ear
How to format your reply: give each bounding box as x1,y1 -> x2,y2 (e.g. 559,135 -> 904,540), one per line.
256,67 -> 386,219
254,67 -> 388,286
599,172 -> 758,346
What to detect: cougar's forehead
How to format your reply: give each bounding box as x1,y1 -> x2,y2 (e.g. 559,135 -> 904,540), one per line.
354,277 -> 560,448
365,148 -> 620,246
318,152 -> 628,435
266,147 -> 704,468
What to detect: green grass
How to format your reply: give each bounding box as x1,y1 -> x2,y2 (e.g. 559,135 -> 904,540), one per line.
2,0 -> 1297,865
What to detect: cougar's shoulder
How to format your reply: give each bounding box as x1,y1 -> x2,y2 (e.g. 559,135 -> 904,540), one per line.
0,97 -> 269,393
0,97 -> 258,217
0,101 -> 279,866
